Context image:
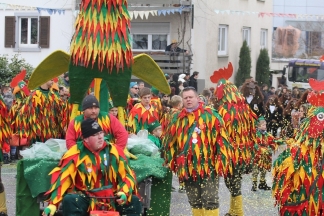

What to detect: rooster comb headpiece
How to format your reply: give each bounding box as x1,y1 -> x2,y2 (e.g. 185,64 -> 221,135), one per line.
210,62 -> 233,83
10,69 -> 26,88
308,78 -> 324,107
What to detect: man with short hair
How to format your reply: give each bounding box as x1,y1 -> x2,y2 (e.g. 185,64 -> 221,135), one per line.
127,87 -> 160,134
43,118 -> 141,216
138,82 -> 145,90
189,71 -> 199,91
65,95 -> 128,150
163,87 -> 233,216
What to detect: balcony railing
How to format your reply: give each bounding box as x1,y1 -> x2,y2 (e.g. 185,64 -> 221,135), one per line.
133,52 -> 192,74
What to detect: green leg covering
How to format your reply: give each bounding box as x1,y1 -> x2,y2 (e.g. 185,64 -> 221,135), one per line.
146,170 -> 172,215
62,193 -> 89,216
259,168 -> 267,182
115,195 -> 142,216
251,165 -> 259,182
224,170 -> 242,197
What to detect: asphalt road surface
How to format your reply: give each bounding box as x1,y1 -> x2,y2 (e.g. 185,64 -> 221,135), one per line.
2,163 -> 278,216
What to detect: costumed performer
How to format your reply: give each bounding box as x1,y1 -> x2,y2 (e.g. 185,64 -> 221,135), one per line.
127,87 -> 160,134
210,63 -> 257,216
163,87 -> 234,216
43,118 -> 141,216
14,79 -> 68,144
240,81 -> 264,117
272,79 -> 324,216
160,95 -> 185,193
252,116 -> 278,191
0,95 -> 11,216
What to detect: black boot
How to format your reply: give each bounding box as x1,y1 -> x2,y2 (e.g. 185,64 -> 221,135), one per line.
2,154 -> 10,164
251,181 -> 257,191
10,154 -> 16,163
258,181 -> 271,190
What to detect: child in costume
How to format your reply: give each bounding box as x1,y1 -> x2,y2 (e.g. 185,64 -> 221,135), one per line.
127,87 -> 160,134
160,95 -> 183,132
161,95 -> 184,193
146,120 -> 172,216
109,106 -> 118,118
252,116 -> 277,191
147,120 -> 162,149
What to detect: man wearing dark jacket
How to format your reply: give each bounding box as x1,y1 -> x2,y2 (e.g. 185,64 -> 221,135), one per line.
189,71 -> 199,91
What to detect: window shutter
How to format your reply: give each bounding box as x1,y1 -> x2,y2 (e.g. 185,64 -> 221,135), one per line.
5,16 -> 15,48
39,16 -> 50,48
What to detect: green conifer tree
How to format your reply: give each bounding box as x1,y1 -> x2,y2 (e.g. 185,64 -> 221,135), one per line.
235,40 -> 251,87
255,48 -> 270,86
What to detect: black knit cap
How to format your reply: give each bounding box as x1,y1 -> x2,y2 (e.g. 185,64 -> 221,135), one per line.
82,95 -> 100,111
81,118 -> 103,138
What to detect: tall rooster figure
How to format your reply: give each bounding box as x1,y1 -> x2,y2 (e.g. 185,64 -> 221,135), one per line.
211,63 -> 257,216
272,78 -> 324,215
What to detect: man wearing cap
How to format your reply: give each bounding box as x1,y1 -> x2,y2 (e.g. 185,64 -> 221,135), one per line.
127,82 -> 140,114
129,82 -> 139,99
43,118 -> 141,216
165,40 -> 189,56
65,95 -> 128,150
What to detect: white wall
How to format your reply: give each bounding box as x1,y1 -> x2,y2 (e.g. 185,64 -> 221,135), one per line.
0,0 -> 75,67
192,0 -> 273,88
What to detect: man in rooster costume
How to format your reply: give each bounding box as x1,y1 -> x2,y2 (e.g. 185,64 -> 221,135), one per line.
163,86 -> 234,216
272,78 -> 324,215
0,95 -> 11,216
210,62 -> 257,216
14,79 -> 68,144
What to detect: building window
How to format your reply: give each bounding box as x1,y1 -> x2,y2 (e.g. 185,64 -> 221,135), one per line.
4,13 -> 50,51
261,29 -> 268,48
242,27 -> 251,46
132,34 -> 168,51
306,31 -> 322,55
218,25 -> 228,55
19,17 -> 38,48
131,22 -> 169,51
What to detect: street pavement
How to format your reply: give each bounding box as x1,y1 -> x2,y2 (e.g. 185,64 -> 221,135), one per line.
3,163 -> 279,216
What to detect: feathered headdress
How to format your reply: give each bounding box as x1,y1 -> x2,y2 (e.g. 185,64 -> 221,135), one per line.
210,62 -> 242,102
10,69 -> 30,96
